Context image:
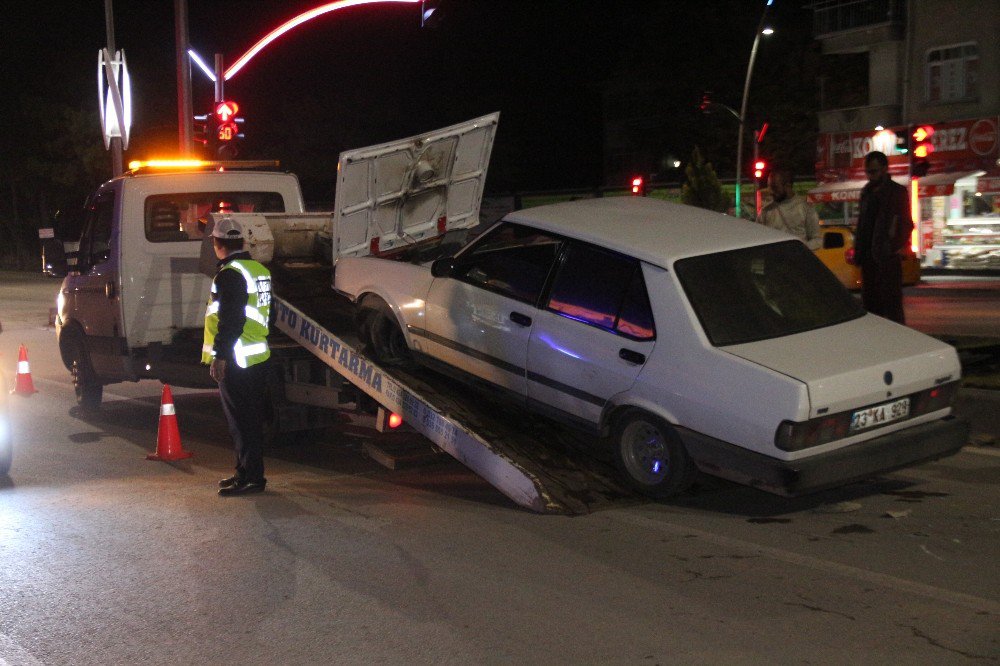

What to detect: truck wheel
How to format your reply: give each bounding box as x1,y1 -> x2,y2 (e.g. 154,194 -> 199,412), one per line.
612,411 -> 694,498
65,335 -> 103,412
366,308 -> 414,369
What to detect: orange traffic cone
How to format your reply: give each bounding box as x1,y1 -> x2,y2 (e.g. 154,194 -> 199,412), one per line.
146,384 -> 193,461
11,344 -> 37,396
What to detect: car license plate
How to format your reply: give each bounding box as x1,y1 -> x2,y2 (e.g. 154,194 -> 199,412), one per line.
850,397 -> 910,432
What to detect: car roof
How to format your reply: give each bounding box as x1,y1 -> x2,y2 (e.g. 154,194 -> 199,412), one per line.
501,197 -> 791,266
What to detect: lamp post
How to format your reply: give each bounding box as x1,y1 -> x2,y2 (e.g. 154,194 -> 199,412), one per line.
734,0 -> 774,218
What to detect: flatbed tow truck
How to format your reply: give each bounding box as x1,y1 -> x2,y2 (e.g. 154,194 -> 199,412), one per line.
269,263 -> 635,514
46,114 -> 635,514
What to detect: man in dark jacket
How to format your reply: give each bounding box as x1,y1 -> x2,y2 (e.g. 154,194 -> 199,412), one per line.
854,151 -> 912,324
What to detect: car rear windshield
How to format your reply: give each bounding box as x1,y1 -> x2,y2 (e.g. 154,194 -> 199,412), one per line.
675,240 -> 865,346
144,191 -> 285,242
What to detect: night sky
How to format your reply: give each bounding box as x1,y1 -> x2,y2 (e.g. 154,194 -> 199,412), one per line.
3,1 -> 817,203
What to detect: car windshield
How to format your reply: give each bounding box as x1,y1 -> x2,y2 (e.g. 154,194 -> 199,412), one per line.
675,240 -> 865,346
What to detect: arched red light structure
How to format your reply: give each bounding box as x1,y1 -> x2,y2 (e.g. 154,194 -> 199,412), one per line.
224,0 -> 422,81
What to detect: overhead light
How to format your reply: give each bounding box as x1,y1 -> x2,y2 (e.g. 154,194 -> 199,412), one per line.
762,27 -> 774,35
875,125 -> 884,131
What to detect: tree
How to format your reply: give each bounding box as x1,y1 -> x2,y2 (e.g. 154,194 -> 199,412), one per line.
681,147 -> 728,213
0,96 -> 109,269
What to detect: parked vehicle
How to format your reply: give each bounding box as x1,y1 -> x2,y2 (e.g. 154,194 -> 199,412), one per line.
336,197 -> 967,497
815,224 -> 921,290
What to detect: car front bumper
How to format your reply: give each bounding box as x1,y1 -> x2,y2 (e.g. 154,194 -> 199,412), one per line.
680,415 -> 970,496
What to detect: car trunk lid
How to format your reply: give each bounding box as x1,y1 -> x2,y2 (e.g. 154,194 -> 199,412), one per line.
333,112 -> 499,262
722,315 -> 960,418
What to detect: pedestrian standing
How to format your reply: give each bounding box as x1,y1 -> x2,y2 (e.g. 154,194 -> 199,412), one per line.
756,168 -> 822,249
203,217 -> 273,496
853,151 -> 912,324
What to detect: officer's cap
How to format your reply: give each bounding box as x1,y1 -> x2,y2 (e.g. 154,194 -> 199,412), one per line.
211,216 -> 245,240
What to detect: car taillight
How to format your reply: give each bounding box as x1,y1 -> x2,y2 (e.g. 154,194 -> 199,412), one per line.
776,414 -> 852,452
775,380 -> 960,452
910,380 -> 959,415
845,247 -> 855,264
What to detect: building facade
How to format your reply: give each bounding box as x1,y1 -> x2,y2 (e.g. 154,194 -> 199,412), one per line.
809,0 -> 1000,271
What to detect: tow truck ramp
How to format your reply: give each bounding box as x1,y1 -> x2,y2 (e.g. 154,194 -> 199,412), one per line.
272,290 -> 636,515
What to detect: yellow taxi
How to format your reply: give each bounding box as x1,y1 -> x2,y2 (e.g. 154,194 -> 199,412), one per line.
815,225 -> 921,290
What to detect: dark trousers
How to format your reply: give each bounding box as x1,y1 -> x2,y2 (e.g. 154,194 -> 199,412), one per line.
860,257 -> 905,324
219,360 -> 269,483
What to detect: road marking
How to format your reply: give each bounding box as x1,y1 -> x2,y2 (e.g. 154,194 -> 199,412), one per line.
609,509 -> 1000,614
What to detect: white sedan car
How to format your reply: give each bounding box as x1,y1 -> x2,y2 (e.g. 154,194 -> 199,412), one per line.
335,197 -> 968,497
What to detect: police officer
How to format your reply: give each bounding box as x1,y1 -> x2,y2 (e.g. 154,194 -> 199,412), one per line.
203,217 -> 272,496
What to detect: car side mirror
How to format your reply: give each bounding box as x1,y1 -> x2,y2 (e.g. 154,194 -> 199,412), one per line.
431,257 -> 457,278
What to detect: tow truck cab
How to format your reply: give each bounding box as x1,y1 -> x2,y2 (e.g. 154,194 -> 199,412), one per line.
48,163 -> 305,407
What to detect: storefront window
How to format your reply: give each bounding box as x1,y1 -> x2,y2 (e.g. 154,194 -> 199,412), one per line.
926,43 -> 978,103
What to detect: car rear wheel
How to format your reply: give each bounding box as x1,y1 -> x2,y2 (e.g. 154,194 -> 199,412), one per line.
613,411 -> 695,498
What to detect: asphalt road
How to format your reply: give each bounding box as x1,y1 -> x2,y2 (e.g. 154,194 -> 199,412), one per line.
904,276 -> 1000,339
1,272 -> 998,664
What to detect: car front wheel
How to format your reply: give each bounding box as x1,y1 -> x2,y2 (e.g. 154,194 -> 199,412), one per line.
612,411 -> 695,498
363,304 -> 414,369
64,334 -> 103,413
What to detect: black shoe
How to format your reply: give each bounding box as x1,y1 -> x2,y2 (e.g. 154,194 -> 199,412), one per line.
218,480 -> 266,496
219,475 -> 243,489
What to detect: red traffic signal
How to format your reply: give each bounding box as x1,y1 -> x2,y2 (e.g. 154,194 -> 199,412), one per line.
214,100 -> 239,123
911,125 -> 934,158
911,125 -> 934,177
630,176 -> 646,196
753,160 -> 767,180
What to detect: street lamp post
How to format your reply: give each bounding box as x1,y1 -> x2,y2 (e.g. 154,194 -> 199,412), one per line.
735,0 -> 774,218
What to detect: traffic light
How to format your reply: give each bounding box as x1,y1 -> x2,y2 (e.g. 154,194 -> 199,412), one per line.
193,114 -> 210,147
698,91 -> 712,113
753,160 -> 768,182
194,102 -> 244,158
911,125 -> 934,177
630,176 -> 646,196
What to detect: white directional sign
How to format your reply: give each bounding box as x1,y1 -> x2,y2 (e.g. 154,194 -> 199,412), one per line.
98,48 -> 132,150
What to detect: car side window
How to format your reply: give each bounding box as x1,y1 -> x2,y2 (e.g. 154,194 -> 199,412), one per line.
545,241 -> 655,340
453,222 -> 562,304
823,231 -> 845,249
143,192 -> 286,243
617,268 -> 656,339
78,193 -> 115,269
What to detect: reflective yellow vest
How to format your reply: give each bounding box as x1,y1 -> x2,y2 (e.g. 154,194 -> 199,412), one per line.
202,258 -> 271,368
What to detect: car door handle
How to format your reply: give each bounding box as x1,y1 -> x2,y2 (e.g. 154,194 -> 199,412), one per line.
619,348 -> 645,365
510,312 -> 532,327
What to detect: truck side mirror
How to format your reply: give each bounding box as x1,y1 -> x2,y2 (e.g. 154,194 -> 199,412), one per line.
40,236 -> 69,277
431,257 -> 456,278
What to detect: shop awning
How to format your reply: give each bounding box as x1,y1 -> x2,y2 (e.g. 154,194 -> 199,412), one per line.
977,171 -> 1000,193
807,177 -> 907,203
917,171 -> 982,197
808,172 -> 983,203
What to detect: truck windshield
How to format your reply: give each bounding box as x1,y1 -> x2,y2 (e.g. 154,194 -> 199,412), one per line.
675,240 -> 865,346
144,191 -> 285,243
